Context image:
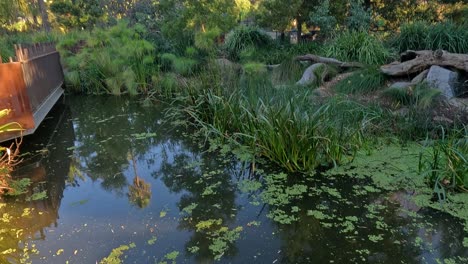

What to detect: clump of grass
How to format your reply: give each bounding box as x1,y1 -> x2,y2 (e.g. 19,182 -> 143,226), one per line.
393,21 -> 468,53
224,25 -> 272,61
420,126 -> 468,194
172,57 -> 198,76
174,65 -> 385,172
326,31 -> 391,65
334,67 -> 386,94
383,82 -> 441,109
271,59 -> 304,85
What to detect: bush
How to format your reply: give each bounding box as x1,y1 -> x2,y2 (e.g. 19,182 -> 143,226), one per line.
224,25 -> 272,61
393,21 -> 468,53
326,31 -> 391,65
334,67 -> 386,94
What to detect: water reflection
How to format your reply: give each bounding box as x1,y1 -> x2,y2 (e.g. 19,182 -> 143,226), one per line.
0,96 -> 466,263
0,102 -> 73,263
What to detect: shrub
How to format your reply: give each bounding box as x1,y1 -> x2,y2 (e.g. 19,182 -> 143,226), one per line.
224,25 -> 272,61
394,21 -> 468,53
334,67 -> 386,94
325,31 -> 390,65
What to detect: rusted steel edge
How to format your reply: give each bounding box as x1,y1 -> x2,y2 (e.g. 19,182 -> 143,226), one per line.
19,51 -> 59,63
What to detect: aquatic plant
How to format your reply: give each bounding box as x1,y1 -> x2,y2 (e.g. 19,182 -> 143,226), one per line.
0,109 -> 23,194
59,21 -> 156,95
100,243 -> 136,264
420,126 -> 468,194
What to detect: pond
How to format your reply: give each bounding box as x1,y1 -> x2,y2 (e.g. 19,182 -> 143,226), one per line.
1,96 -> 467,263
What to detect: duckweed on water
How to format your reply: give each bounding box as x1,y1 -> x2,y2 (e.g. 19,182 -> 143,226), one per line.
99,243 -> 136,264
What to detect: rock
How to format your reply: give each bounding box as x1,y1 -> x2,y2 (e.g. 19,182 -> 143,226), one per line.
296,63 -> 325,86
389,82 -> 412,89
411,69 -> 428,84
426,66 -> 458,98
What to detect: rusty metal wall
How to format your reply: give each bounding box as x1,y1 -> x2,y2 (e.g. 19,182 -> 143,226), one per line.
21,51 -> 64,112
0,62 -> 35,131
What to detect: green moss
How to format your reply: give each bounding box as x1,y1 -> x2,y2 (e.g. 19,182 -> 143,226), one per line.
100,243 -> 136,264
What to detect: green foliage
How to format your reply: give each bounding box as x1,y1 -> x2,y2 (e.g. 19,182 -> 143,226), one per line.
393,21 -> 468,53
100,243 -> 136,264
50,0 -> 105,30
309,0 -> 337,38
224,25 -> 272,61
334,67 -> 386,94
346,0 -> 371,31
59,21 -> 156,95
271,59 -> 304,85
172,57 -> 198,76
383,82 -> 441,110
174,66 -> 386,172
326,31 -> 391,65
160,53 -> 177,71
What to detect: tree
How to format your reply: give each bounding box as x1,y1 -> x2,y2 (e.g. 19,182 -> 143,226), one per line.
37,0 -> 50,31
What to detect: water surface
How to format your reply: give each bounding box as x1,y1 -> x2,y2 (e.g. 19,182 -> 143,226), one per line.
1,96 -> 467,263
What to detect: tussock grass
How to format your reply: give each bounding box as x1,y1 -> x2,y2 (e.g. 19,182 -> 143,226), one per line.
224,25 -> 272,61
394,21 -> 468,53
420,126 -> 468,193
326,31 -> 391,65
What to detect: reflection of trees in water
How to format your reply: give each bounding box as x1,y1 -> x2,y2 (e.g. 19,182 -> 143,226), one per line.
127,150 -> 152,209
68,96 -> 163,194
154,141 -> 242,262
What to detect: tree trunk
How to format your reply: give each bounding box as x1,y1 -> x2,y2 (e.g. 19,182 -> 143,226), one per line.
381,50 -> 468,76
296,17 -> 302,43
37,0 -> 51,32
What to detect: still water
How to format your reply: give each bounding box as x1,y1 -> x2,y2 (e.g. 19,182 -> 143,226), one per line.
1,96 -> 467,263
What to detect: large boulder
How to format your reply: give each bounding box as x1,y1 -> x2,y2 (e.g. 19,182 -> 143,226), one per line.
296,63 -> 325,86
426,66 -> 458,98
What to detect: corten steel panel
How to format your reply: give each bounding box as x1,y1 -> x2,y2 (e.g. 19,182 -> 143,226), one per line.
22,52 -> 64,112
0,62 -> 35,141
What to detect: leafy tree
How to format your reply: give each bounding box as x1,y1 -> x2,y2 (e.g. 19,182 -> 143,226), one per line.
50,0 -> 104,30
309,0 -> 337,38
346,0 -> 371,31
